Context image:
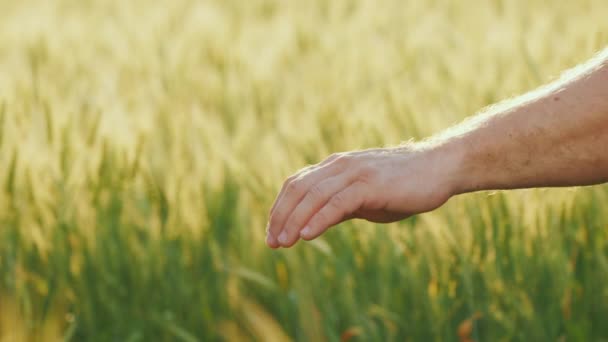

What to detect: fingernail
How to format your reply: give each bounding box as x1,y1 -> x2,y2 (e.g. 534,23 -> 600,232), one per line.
300,226 -> 311,238
278,231 -> 288,244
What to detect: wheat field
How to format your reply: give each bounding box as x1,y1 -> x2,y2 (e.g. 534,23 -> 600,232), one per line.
1,0 -> 608,341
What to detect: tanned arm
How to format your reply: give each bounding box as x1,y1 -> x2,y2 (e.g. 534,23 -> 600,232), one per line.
266,49 -> 608,249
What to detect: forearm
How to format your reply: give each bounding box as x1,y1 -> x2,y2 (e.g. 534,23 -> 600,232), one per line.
433,49 -> 608,194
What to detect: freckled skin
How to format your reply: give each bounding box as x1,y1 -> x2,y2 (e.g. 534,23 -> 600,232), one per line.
267,49 -> 608,249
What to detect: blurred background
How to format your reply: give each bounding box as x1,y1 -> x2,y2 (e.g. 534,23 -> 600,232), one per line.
0,0 -> 607,341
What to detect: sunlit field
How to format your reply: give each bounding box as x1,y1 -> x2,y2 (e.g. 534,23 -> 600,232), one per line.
1,0 -> 608,340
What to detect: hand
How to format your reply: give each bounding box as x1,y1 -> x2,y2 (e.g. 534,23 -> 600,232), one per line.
265,143 -> 461,248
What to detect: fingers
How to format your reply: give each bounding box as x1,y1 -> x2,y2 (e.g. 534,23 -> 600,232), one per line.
269,167 -> 311,218
266,168 -> 316,248
299,182 -> 366,241
266,233 -> 280,249
275,174 -> 356,247
266,155 -> 346,246
269,153 -> 341,217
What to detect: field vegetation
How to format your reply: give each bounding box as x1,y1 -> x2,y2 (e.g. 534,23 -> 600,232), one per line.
1,0 -> 608,340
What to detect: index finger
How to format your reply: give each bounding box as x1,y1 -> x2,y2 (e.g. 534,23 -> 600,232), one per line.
268,153 -> 341,217
266,154 -> 345,246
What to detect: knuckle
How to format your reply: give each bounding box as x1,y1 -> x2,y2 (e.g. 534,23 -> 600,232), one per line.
297,165 -> 315,176
307,184 -> 324,200
328,152 -> 342,161
339,154 -> 352,163
280,176 -> 295,192
286,178 -> 302,193
285,173 -> 299,183
328,192 -> 346,210
332,153 -> 350,166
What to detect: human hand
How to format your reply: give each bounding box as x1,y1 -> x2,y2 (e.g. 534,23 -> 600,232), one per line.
265,143 -> 461,248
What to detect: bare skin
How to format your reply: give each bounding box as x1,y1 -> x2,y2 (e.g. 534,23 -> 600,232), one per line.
266,49 -> 608,249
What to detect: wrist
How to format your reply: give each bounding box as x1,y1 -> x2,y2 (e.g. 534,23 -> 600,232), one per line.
421,135 -> 474,197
